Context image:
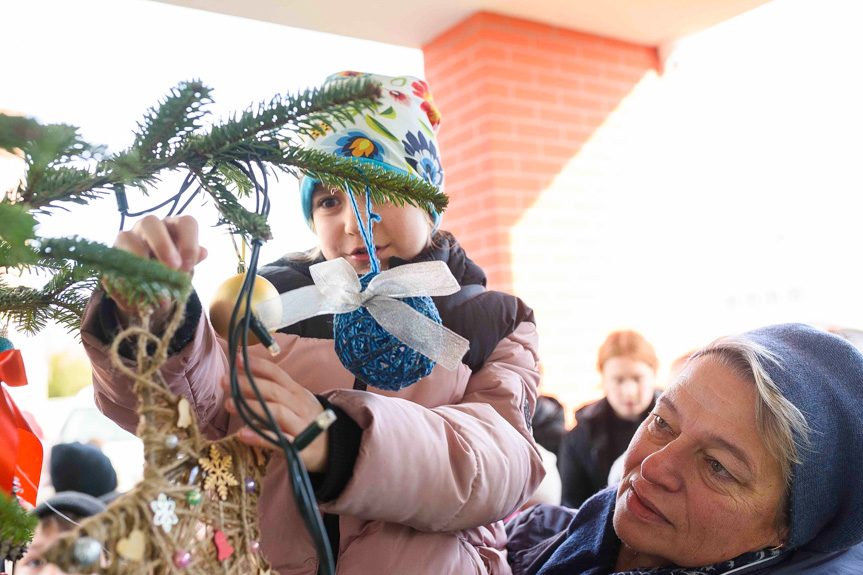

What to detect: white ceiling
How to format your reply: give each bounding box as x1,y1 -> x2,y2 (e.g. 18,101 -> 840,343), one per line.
149,0 -> 772,48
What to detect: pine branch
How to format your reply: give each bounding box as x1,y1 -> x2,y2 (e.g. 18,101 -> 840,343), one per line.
38,237 -> 191,312
0,202 -> 38,264
132,80 -> 212,160
2,116 -> 106,207
19,167 -> 113,213
0,266 -> 97,335
189,165 -> 272,240
276,147 -> 448,212
0,492 -> 36,560
11,78 -> 382,217
181,77 -> 381,161
0,76 -> 453,339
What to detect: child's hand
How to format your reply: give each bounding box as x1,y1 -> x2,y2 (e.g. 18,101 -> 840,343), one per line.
103,215 -> 208,325
223,356 -> 329,473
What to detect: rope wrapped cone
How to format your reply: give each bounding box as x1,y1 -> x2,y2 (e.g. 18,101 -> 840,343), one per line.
42,300 -> 273,574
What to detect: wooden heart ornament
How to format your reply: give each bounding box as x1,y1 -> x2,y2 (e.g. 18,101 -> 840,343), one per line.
116,529 -> 146,561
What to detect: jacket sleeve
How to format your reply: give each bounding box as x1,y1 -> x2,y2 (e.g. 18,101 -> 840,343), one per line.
557,427 -> 594,508
80,290 -> 231,440
317,321 -> 546,532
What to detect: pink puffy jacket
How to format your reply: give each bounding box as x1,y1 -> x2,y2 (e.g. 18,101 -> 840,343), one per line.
82,282 -> 544,574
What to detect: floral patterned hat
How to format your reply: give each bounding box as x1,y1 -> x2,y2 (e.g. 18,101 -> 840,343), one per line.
300,71 -> 444,229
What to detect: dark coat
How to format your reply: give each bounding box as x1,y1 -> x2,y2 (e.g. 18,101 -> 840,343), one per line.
558,394 -> 658,508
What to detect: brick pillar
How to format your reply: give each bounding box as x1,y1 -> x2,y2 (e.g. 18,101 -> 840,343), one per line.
423,12 -> 660,414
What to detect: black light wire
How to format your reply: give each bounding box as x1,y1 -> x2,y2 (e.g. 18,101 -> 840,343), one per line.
115,172 -> 200,231
112,150 -> 335,574
221,154 -> 336,575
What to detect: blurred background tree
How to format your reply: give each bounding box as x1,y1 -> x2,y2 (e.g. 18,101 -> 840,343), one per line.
46,350 -> 92,398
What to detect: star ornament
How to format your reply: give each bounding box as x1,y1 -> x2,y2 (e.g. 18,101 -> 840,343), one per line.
150,493 -> 179,534
199,445 -> 239,500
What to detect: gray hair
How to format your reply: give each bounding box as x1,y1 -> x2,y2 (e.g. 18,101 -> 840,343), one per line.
693,335 -> 811,488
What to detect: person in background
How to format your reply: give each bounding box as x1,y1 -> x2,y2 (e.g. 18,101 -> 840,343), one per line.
532,395 -> 566,456
605,348 -> 696,487
558,330 -> 660,508
49,443 -> 119,504
15,491 -> 105,575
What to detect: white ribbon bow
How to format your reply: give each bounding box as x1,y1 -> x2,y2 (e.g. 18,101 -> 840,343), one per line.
255,258 -> 470,370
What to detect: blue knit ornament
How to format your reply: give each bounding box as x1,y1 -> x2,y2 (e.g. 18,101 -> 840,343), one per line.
334,273 -> 440,390
332,186 -> 442,390
0,336 -> 13,354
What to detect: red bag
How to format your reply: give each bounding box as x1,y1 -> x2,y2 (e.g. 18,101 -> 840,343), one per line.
0,349 -> 42,506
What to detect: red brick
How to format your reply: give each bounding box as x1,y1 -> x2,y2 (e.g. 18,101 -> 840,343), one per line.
473,43 -> 510,63
491,174 -> 547,192
483,81 -> 511,98
513,86 -> 559,104
480,28 -> 534,48
488,100 -> 537,118
604,64 -> 652,83
425,9 -> 653,298
583,80 -> 633,98
541,142 -> 584,160
534,36 -> 582,56
562,91 -> 606,111
538,107 -> 584,126
485,118 -> 514,135
517,158 -> 566,176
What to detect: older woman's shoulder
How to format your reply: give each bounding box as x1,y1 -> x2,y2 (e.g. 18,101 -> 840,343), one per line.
758,542 -> 863,574
505,504 -> 575,575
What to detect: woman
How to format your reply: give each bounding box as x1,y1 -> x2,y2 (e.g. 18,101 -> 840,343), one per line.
508,323 -> 863,574
559,330 -> 661,507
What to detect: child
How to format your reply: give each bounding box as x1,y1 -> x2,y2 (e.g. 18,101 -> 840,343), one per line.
81,72 -> 544,574
16,491 -> 106,575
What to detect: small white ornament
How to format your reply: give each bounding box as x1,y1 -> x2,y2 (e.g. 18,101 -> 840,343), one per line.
150,493 -> 179,534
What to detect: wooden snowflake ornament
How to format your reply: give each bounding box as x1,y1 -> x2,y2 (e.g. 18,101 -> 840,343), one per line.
200,445 -> 240,501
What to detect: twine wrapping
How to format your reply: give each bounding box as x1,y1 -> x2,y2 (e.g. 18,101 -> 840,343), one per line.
42,298 -> 273,574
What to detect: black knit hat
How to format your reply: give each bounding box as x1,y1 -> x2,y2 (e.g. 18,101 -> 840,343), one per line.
50,442 -> 117,498
33,491 -> 106,520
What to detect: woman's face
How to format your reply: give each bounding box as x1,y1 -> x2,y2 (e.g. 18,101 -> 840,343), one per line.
613,356 -> 787,569
311,185 -> 431,274
602,356 -> 656,420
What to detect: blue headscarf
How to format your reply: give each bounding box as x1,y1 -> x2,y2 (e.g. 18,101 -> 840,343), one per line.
745,323 -> 863,552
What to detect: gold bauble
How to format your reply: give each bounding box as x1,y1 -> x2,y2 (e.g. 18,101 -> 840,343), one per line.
209,274 -> 281,345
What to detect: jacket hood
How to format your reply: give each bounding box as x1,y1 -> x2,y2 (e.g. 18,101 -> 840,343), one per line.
744,323 -> 863,552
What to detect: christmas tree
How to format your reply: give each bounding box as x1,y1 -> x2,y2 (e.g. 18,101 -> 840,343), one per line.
0,77 -> 445,574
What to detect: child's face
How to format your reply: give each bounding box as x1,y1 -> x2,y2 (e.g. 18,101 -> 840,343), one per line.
311,185 -> 431,274
16,519 -> 71,574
